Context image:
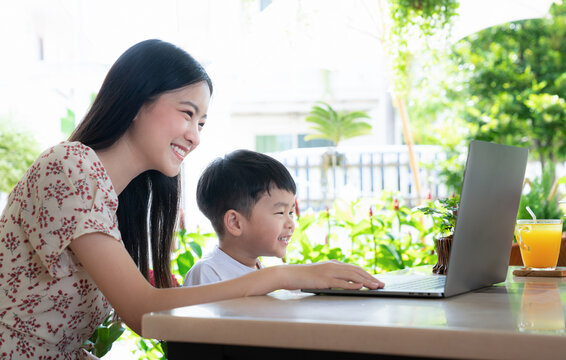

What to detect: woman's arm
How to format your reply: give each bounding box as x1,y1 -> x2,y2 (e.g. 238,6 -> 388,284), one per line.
70,232 -> 383,334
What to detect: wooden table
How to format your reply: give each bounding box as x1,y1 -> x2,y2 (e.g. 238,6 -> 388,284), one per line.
142,267 -> 566,359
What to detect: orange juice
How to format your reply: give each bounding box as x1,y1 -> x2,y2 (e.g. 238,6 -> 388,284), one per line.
515,219 -> 562,269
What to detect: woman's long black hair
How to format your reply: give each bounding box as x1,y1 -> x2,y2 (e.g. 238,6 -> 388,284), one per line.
69,39 -> 212,288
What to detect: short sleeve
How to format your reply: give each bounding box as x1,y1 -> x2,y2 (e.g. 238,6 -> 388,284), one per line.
22,142 -> 121,278
183,262 -> 222,286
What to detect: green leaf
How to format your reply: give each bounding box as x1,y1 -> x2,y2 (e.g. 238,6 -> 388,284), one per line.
298,234 -> 313,254
350,219 -> 372,237
304,101 -> 372,146
140,339 -> 149,351
176,252 -> 194,278
188,241 -> 202,258
297,213 -> 316,231
60,108 -> 76,136
379,243 -> 404,269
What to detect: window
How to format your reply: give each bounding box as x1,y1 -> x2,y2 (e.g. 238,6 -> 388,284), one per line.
298,134 -> 333,148
260,0 -> 273,11
256,134 -> 334,153
256,135 -> 293,153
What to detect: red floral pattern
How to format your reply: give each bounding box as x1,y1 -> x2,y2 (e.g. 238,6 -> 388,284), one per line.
0,142 -> 122,359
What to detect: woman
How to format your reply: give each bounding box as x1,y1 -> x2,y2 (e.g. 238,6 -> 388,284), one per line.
0,39 -> 383,359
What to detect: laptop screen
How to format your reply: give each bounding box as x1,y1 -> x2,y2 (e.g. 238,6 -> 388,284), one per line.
444,140 -> 528,297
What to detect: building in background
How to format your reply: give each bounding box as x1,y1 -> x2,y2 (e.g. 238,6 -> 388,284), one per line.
0,0 -> 398,226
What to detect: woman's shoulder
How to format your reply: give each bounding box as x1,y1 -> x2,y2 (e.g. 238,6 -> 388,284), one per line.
34,141 -> 112,189
39,141 -> 96,162
36,141 -> 104,175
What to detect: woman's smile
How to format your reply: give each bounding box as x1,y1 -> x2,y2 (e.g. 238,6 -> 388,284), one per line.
171,143 -> 190,161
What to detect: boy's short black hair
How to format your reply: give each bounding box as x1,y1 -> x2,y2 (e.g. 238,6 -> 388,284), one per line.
196,149 -> 297,237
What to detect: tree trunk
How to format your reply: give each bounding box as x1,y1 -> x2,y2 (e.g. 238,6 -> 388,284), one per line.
331,147 -> 337,201
394,94 -> 422,205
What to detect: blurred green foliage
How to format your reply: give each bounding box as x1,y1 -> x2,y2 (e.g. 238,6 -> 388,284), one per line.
415,196 -> 459,238
82,313 -> 125,357
60,109 -> 76,137
388,0 -> 459,94
0,119 -> 41,194
517,163 -> 566,231
304,102 -> 372,146
450,1 -> 566,174
409,2 -> 566,189
286,192 -> 437,274
170,228 -> 214,283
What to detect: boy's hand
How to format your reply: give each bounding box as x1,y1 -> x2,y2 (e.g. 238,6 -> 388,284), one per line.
280,260 -> 384,290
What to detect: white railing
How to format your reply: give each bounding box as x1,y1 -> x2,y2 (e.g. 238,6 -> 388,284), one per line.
269,145 -> 451,211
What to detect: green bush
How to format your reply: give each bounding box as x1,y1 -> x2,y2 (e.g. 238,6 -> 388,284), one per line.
0,119 -> 41,194
517,164 -> 565,231
286,192 -> 436,274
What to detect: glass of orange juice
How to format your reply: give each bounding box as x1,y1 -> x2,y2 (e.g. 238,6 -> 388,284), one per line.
515,219 -> 563,270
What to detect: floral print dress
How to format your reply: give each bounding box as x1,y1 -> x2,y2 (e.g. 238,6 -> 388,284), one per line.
0,142 -> 122,359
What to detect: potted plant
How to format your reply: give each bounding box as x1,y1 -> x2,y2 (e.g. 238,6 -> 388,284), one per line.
416,196 -> 459,274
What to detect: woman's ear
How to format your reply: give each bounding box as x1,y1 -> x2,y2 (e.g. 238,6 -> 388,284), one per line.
133,104 -> 146,122
224,210 -> 244,237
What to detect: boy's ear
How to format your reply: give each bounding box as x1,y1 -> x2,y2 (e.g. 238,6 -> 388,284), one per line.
224,210 -> 244,237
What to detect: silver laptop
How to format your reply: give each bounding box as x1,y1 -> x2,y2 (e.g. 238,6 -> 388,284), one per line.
302,140 -> 528,298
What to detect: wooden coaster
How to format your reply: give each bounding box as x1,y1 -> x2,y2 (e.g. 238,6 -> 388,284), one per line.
513,267 -> 566,277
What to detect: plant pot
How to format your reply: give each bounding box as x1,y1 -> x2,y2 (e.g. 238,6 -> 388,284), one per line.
509,243 -> 523,266
433,235 -> 453,275
559,232 -> 566,266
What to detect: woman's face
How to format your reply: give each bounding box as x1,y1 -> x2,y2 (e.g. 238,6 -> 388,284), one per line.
126,81 -> 211,177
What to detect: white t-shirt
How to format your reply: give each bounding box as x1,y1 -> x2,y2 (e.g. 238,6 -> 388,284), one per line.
183,246 -> 264,286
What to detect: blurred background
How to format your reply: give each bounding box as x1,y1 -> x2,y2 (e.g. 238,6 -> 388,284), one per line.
0,0 -> 397,221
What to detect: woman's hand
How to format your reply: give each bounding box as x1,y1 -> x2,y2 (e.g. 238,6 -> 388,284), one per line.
276,260 -> 384,291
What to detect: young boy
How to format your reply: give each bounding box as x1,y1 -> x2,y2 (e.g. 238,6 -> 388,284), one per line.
184,149 -> 296,286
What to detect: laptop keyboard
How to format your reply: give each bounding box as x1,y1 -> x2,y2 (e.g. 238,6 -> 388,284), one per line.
386,276 -> 446,291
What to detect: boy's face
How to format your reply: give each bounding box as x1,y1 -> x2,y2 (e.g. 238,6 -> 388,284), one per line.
240,188 -> 296,259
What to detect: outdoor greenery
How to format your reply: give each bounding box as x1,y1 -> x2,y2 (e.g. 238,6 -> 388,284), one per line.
304,102 -> 372,146
450,2 -> 566,176
517,164 -> 566,231
415,196 -> 459,238
285,192 -> 438,273
387,0 -> 459,94
0,119 -> 41,194
409,1 -> 566,189
83,314 -> 125,357
170,228 -> 213,283
60,108 -> 76,137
